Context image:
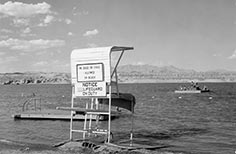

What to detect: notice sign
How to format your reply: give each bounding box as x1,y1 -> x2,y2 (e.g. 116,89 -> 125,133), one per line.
77,63 -> 103,82
75,82 -> 106,97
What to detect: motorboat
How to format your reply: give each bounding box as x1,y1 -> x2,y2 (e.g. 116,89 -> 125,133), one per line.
175,82 -> 210,93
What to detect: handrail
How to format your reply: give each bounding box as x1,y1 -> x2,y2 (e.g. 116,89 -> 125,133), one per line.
22,97 -> 42,112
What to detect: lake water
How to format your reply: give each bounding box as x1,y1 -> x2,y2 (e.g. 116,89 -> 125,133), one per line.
0,83 -> 235,154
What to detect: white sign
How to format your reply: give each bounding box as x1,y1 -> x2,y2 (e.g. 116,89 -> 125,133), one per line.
75,82 -> 106,97
77,63 -> 103,82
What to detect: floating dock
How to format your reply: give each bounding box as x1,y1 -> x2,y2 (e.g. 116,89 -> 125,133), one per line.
12,109 -> 119,121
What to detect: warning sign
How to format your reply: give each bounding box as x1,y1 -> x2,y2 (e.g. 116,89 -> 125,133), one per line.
75,82 -> 106,97
77,63 -> 103,82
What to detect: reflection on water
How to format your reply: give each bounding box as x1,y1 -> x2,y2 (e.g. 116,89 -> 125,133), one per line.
0,83 -> 235,154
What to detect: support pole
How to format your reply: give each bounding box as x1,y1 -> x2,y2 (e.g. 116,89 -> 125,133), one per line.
83,101 -> 88,139
69,85 -> 75,140
107,83 -> 112,143
130,98 -> 134,146
111,50 -> 124,78
88,98 -> 94,137
95,98 -> 99,130
115,69 -> 119,96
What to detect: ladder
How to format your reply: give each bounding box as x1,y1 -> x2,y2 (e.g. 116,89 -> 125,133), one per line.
69,83 -> 113,143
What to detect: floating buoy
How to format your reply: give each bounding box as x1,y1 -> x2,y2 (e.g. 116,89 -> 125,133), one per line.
209,97 -> 212,99
178,96 -> 182,99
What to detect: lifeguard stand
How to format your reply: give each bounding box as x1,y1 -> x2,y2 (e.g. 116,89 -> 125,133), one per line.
65,46 -> 135,143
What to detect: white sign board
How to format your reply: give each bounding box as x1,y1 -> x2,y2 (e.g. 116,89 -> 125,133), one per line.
77,63 -> 103,82
75,82 -> 106,97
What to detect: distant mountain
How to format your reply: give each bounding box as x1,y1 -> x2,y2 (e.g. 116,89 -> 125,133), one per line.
118,64 -> 195,74
1,65 -> 236,84
205,69 -> 235,73
117,64 -> 236,82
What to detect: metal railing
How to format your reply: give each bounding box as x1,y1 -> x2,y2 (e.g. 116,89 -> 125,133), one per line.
22,97 -> 42,112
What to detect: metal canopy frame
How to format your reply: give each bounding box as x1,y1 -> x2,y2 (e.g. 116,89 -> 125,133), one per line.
69,46 -> 134,143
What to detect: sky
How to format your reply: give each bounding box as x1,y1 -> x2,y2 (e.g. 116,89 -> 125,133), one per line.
0,0 -> 236,73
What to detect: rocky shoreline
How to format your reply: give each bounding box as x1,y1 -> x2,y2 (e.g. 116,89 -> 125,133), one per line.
0,140 -> 181,154
0,72 -> 70,85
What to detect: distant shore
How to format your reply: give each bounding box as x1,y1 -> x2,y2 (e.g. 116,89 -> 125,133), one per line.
1,79 -> 235,85
1,68 -> 236,85
121,79 -> 236,83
